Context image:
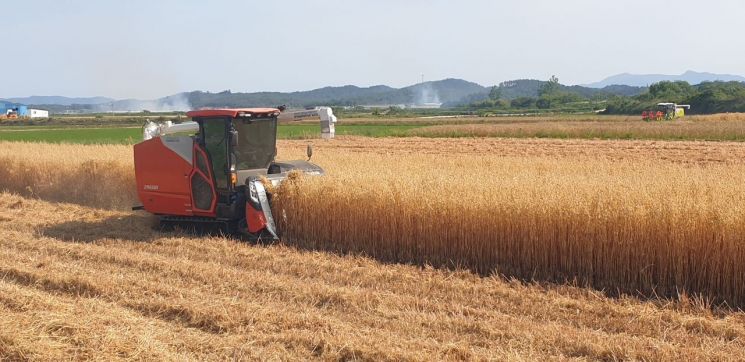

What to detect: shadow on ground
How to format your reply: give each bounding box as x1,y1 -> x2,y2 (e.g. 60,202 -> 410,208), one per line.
38,213 -> 161,243
38,213 -> 244,243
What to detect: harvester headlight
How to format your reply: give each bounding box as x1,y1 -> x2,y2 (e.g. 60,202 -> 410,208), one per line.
248,181 -> 259,203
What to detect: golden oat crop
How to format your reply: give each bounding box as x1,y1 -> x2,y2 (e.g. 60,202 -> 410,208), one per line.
0,143 -> 134,209
2,140 -> 745,306
274,149 -> 745,306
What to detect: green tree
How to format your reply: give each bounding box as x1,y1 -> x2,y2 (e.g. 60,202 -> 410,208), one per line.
488,86 -> 502,100
539,75 -> 560,97
646,81 -> 695,101
511,97 -> 536,108
687,81 -> 745,114
536,98 -> 552,109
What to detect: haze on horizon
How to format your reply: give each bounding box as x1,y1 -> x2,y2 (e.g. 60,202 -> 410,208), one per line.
3,0 -> 744,99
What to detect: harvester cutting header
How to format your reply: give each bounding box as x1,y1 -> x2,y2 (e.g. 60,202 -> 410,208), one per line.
133,107 -> 337,240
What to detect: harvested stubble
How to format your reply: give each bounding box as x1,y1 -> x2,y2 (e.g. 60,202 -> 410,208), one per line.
282,136 -> 745,165
332,113 -> 745,126
407,114 -> 745,141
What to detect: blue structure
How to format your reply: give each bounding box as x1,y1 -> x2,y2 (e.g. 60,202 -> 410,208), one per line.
0,101 -> 12,115
0,101 -> 28,116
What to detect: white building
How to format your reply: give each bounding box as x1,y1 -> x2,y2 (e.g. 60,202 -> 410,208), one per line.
29,109 -> 49,118
407,102 -> 443,109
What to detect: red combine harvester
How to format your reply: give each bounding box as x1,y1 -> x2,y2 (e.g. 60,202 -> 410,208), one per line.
642,103 -> 691,121
133,107 -> 336,240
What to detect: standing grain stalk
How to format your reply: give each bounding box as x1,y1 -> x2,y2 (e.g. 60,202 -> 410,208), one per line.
273,155 -> 745,307
2,141 -> 745,306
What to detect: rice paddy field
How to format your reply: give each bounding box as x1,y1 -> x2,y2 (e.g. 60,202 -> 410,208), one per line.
2,115 -> 745,360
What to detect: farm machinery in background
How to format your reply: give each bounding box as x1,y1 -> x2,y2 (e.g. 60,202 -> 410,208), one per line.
0,103 -> 49,120
133,106 -> 337,239
2,109 -> 19,119
276,106 -> 337,139
642,103 -> 691,121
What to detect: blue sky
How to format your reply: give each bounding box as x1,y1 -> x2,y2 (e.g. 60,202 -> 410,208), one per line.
3,0 -> 744,98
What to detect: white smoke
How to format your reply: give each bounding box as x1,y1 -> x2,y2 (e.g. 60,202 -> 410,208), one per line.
95,93 -> 191,113
416,83 -> 441,105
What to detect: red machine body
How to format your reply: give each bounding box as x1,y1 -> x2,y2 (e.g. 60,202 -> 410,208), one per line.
134,137 -> 217,217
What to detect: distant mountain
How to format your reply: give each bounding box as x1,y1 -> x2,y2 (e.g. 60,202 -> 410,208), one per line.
401,79 -> 488,104
8,80 -> 490,113
186,78 -> 489,109
563,84 -> 647,98
11,77 -> 651,114
586,71 -> 745,88
496,79 -> 545,100
189,77 -> 643,110
7,96 -> 115,106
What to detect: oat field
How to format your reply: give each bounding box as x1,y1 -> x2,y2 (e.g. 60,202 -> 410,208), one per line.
2,137 -> 745,359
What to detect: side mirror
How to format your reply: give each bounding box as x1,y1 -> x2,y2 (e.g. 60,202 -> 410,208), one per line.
306,144 -> 313,161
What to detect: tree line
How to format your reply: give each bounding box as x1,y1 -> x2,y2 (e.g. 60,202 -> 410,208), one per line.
604,80 -> 745,114
463,76 -> 745,115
